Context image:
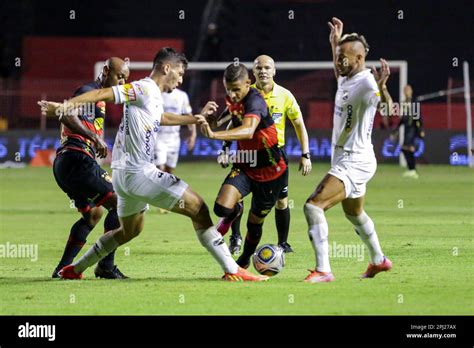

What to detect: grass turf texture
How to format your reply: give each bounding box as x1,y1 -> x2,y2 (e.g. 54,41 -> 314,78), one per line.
0,163 -> 473,315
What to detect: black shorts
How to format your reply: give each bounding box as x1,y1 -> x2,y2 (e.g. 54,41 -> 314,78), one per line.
53,150 -> 114,213
223,167 -> 288,218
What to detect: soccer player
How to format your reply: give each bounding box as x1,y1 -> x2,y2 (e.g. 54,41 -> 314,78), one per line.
198,63 -> 289,269
303,18 -> 393,283
154,88 -> 196,174
51,57 -> 130,279
39,48 -> 267,282
394,84 -> 425,179
221,55 -> 311,254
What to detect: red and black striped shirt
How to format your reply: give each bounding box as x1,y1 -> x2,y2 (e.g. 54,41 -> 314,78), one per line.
226,87 -> 287,182
57,81 -> 105,159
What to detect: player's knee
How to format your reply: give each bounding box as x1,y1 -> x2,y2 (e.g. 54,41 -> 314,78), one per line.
194,201 -> 210,221
213,202 -> 234,218
83,208 -> 103,227
119,226 -> 141,243
305,196 -> 327,211
248,211 -> 266,224
275,198 -> 288,210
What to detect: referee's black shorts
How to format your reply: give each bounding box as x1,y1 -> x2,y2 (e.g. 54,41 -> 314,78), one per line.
53,150 -> 114,213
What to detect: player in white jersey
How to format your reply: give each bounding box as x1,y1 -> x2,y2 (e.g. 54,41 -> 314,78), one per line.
154,88 -> 196,173
303,18 -> 394,283
38,47 -> 267,282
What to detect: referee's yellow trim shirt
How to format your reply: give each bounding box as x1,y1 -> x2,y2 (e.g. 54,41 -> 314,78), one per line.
251,82 -> 302,147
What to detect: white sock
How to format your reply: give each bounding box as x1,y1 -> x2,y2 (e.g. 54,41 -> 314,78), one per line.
73,232 -> 119,274
304,203 -> 331,273
345,211 -> 384,265
196,226 -> 238,274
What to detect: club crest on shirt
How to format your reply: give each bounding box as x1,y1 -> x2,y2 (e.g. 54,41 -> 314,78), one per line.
101,172 -> 112,183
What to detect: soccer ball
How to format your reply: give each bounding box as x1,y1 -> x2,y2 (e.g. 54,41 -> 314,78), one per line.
252,244 -> 285,276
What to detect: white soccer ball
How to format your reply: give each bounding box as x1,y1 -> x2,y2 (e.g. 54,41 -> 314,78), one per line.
252,244 -> 285,276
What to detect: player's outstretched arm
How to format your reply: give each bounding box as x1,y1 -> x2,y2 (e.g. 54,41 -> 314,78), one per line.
328,17 -> 343,79
161,101 -> 218,126
38,88 -> 115,117
37,90 -> 113,158
161,112 -> 198,125
197,115 -> 258,141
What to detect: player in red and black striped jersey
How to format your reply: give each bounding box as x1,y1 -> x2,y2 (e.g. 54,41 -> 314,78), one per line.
198,63 -> 288,268
51,57 -> 130,279
57,80 -> 107,158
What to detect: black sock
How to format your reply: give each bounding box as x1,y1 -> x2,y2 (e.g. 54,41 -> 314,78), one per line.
403,149 -> 416,170
238,221 -> 263,264
57,218 -> 93,269
275,207 -> 290,245
98,209 -> 120,270
408,151 -> 416,170
231,204 -> 243,239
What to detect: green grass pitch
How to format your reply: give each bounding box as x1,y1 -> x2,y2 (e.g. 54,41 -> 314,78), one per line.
0,162 -> 473,315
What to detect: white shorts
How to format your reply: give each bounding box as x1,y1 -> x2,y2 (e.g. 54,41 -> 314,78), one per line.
112,164 -> 189,217
154,135 -> 180,169
328,146 -> 377,199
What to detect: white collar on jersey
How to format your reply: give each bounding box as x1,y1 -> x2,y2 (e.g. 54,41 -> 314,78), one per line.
344,68 -> 371,81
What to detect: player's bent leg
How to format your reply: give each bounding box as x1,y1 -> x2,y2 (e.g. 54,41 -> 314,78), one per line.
52,207 -> 102,278
60,212 -> 143,279
303,174 -> 345,283
236,212 -> 266,268
229,199 -> 244,255
307,174 -> 346,210
342,197 -> 392,278
91,193 -> 128,279
169,187 -> 212,229
214,184 -> 244,236
170,187 -> 267,282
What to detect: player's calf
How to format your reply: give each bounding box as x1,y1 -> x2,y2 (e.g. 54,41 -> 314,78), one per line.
344,210 -> 385,267
304,202 -> 331,276
236,212 -> 265,268
171,187 -> 241,275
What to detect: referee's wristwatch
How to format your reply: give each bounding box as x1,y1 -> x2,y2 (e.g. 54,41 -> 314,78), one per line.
301,152 -> 311,159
